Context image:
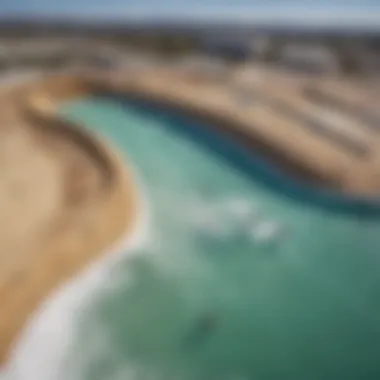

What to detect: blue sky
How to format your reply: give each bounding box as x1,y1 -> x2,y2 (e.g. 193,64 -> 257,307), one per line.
1,0 -> 380,25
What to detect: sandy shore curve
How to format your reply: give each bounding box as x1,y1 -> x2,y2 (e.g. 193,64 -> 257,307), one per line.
0,76 -> 138,363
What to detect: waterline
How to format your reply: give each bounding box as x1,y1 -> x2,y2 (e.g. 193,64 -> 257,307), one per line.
4,161 -> 150,380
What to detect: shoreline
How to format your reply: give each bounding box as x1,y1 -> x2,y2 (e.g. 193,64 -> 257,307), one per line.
24,71 -> 380,200
3,158 -> 150,380
0,77 -> 139,363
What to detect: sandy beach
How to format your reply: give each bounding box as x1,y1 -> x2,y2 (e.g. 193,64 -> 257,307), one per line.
0,78 -> 137,362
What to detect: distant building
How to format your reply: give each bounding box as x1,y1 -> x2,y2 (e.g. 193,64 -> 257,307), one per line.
201,37 -> 252,63
279,43 -> 338,74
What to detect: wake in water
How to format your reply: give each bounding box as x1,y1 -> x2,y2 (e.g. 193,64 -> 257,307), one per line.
187,195 -> 288,245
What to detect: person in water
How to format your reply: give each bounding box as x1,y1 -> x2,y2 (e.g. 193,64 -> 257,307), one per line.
185,311 -> 218,346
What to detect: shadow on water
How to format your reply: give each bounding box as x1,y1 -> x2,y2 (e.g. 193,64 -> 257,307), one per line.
98,93 -> 380,219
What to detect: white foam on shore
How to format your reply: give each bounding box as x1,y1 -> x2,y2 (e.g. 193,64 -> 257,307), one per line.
2,162 -> 150,380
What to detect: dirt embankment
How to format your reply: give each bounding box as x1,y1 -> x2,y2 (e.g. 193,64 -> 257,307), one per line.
100,69 -> 380,199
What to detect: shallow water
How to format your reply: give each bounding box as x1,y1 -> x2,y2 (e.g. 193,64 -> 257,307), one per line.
7,96 -> 380,380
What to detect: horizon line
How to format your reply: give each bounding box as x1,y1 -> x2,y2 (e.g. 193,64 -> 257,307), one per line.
1,6 -> 380,32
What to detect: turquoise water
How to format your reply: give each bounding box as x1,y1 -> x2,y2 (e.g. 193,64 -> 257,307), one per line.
57,96 -> 380,380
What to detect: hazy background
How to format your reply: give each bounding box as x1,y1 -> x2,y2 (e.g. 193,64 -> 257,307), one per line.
1,0 -> 380,28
